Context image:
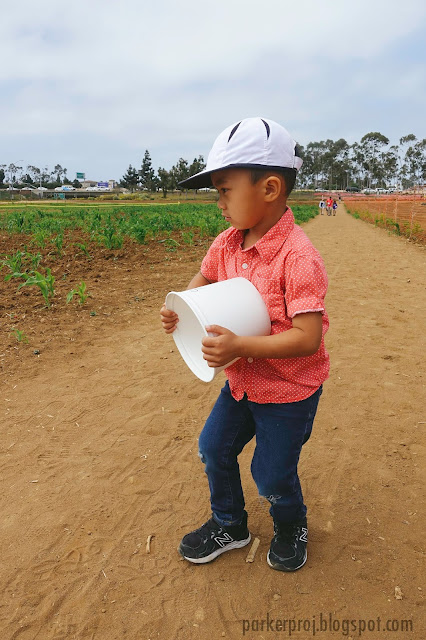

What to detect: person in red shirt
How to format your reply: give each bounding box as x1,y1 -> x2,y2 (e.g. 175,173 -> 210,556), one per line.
160,118 -> 329,572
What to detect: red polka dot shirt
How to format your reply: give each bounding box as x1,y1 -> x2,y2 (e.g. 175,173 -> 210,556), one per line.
200,208 -> 330,403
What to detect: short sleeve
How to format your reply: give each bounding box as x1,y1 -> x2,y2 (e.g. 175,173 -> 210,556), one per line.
284,252 -> 328,318
200,232 -> 227,283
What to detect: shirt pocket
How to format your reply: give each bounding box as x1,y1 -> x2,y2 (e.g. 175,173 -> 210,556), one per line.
251,273 -> 287,324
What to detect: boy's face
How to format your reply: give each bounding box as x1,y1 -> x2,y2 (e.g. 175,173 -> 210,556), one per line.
211,168 -> 271,231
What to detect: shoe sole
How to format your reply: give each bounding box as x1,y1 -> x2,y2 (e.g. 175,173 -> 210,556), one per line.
266,548 -> 307,572
179,534 -> 251,564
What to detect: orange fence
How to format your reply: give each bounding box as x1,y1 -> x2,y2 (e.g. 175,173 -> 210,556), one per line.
344,197 -> 426,243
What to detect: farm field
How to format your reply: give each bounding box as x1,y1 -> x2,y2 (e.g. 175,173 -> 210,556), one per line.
344,197 -> 426,243
0,201 -> 319,344
1,203 -> 425,639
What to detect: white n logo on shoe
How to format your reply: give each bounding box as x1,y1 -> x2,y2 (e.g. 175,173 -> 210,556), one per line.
299,528 -> 308,543
214,533 -> 234,547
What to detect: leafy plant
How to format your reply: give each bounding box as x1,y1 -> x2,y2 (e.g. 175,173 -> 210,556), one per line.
11,328 -> 28,343
17,268 -> 55,307
181,230 -> 194,245
67,281 -> 89,305
1,250 -> 26,276
51,232 -> 64,256
74,242 -> 92,258
30,230 -> 48,249
29,251 -> 43,269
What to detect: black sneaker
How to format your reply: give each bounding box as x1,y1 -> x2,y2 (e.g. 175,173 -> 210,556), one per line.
178,512 -> 251,564
267,518 -> 308,572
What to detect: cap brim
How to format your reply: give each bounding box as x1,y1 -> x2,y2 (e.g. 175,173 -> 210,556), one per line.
178,163 -> 300,190
178,169 -> 215,190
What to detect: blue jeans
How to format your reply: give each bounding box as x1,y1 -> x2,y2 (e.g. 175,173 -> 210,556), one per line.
198,381 -> 322,527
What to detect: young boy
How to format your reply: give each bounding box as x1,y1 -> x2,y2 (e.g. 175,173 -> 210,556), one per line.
160,117 -> 329,572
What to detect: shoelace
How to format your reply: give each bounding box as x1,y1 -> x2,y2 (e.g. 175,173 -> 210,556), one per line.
195,518 -> 224,542
274,523 -> 303,544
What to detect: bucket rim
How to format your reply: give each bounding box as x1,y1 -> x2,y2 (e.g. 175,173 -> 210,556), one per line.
165,291 -> 215,382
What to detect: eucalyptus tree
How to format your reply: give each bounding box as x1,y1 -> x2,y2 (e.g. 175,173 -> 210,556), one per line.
347,143 -> 363,187
404,139 -> 426,185
399,134 -> 417,186
327,138 -> 350,189
380,146 -> 399,187
359,132 -> 390,188
300,141 -> 329,188
27,165 -> 42,186
6,163 -> 23,185
53,164 -> 66,185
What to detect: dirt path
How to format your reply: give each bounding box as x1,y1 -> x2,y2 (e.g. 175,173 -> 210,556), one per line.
1,206 -> 425,639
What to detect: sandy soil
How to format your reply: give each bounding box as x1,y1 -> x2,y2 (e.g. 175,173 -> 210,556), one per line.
1,205 -> 425,639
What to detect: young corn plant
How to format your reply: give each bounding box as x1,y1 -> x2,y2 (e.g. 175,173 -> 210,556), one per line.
51,233 -> 64,257
11,328 -> 29,343
74,242 -> 92,259
67,281 -> 90,305
1,250 -> 26,278
181,230 -> 194,245
30,230 -> 48,249
17,269 -> 55,307
29,251 -> 43,269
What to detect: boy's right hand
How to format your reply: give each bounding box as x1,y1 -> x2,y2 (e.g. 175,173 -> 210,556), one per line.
160,304 -> 179,334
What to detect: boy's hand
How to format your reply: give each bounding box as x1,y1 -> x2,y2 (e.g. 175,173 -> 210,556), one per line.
202,325 -> 240,368
160,304 -> 179,334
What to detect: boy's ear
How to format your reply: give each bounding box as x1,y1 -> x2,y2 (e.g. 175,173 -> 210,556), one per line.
263,175 -> 284,201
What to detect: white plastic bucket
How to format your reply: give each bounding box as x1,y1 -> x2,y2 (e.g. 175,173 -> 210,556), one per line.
165,277 -> 271,382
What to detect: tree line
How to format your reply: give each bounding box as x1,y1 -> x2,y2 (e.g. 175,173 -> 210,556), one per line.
298,133 -> 425,191
119,151 -> 206,197
119,133 -> 426,193
1,132 -> 424,194
0,163 -> 82,190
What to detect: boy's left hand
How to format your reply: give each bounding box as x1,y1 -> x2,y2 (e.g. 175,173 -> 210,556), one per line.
202,325 -> 239,368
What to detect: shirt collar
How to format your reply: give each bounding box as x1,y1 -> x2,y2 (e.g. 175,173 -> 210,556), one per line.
225,207 -> 295,262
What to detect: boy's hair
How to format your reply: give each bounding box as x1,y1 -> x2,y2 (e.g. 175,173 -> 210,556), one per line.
249,167 -> 297,197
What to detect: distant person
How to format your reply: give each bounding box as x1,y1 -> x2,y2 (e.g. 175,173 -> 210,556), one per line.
161,117 -> 329,572
332,200 -> 338,215
319,198 -> 326,215
326,197 -> 333,215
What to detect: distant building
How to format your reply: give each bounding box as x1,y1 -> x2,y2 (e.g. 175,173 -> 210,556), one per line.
81,179 -> 117,189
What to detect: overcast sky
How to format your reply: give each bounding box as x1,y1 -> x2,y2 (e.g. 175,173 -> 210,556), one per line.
1,0 -> 425,181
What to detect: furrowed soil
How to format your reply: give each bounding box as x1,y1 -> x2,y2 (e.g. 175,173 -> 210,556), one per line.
1,205 -> 425,639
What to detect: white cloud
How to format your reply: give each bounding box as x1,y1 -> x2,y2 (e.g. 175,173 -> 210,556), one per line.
0,0 -> 425,176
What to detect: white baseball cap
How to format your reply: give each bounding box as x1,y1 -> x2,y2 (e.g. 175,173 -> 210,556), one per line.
179,117 -> 303,189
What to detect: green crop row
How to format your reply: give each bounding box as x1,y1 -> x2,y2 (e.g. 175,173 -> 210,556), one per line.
0,202 -> 319,249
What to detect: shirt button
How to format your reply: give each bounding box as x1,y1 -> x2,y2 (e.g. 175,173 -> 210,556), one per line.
242,263 -> 248,269
247,357 -> 254,363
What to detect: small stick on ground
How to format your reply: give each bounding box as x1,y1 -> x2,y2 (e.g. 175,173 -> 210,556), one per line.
246,537 -> 260,563
146,534 -> 154,554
